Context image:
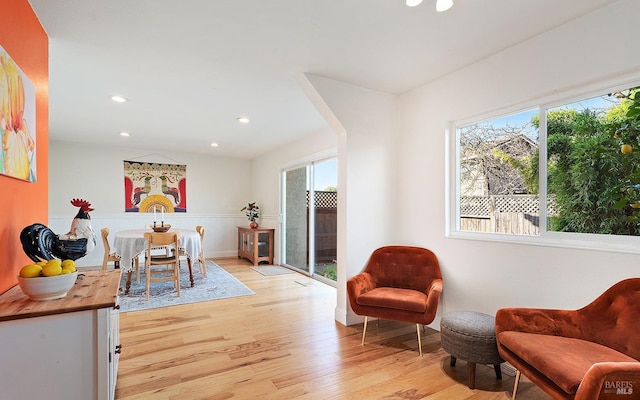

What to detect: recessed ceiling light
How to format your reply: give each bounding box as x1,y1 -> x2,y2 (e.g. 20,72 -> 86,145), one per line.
236,117 -> 250,124
406,0 -> 422,6
119,131 -> 131,137
210,142 -> 219,147
111,95 -> 128,103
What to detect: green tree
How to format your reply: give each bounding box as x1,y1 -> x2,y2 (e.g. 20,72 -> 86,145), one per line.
538,88 -> 640,235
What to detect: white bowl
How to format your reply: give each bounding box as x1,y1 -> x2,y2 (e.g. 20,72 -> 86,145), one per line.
17,271 -> 79,301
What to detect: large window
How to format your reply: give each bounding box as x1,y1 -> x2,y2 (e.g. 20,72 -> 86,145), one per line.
454,83 -> 640,243
458,108 -> 539,235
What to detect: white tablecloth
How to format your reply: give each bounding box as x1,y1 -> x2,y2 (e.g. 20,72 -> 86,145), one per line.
113,228 -> 201,272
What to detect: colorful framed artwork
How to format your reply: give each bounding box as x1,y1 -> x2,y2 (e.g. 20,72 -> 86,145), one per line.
0,44 -> 37,182
123,161 -> 187,213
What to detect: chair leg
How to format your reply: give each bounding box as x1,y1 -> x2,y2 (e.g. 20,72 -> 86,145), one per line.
187,257 -> 194,287
135,257 -> 141,284
145,262 -> 151,300
125,271 -> 132,295
361,316 -> 368,345
511,370 -> 521,400
416,324 -> 423,357
199,254 -> 207,277
494,364 -> 502,379
175,263 -> 181,297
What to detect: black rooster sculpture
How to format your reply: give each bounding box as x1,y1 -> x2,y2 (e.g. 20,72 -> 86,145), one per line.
20,223 -> 88,261
20,198 -> 97,262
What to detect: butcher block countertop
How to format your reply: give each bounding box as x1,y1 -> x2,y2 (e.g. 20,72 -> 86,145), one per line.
0,269 -> 121,322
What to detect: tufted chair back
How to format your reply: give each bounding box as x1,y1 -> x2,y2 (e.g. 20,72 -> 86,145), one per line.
364,246 -> 442,292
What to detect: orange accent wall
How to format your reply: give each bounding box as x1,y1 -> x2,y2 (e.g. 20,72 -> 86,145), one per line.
0,0 -> 48,294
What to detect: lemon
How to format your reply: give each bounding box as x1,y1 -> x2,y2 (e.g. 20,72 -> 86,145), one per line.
61,259 -> 76,273
46,259 -> 62,267
37,261 -> 47,266
621,144 -> 633,154
60,269 -> 71,275
42,263 -> 62,277
20,264 -> 43,278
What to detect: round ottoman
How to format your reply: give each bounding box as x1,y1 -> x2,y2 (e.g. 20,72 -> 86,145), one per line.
440,311 -> 503,389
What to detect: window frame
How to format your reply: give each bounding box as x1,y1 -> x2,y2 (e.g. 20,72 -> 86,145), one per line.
447,76 -> 640,254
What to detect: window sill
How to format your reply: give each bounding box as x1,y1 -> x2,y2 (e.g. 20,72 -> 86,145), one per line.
447,229 -> 640,255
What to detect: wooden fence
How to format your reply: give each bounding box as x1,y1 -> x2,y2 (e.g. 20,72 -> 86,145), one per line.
459,194 -> 552,235
461,212 -> 540,235
306,191 -> 337,261
313,208 -> 337,261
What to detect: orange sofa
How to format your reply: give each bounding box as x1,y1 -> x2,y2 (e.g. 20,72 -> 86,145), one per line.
495,278 -> 640,400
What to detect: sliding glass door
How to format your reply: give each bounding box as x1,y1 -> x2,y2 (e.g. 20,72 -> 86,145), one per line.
281,158 -> 337,282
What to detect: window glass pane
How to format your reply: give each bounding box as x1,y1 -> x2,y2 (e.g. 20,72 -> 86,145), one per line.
458,109 -> 540,235
546,87 -> 640,235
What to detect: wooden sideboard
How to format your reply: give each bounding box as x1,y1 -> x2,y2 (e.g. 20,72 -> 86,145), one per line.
237,226 -> 274,265
0,270 -> 121,400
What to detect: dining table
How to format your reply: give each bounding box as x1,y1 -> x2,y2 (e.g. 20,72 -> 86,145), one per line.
113,228 -> 202,294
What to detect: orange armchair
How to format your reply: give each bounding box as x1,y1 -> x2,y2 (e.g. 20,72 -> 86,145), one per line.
496,278 -> 640,400
347,245 -> 443,356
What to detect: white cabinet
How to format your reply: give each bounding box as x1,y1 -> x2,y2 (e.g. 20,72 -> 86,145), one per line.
109,303 -> 121,399
0,270 -> 121,400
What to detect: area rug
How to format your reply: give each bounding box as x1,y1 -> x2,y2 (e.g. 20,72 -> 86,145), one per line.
119,261 -> 254,312
250,265 -> 295,276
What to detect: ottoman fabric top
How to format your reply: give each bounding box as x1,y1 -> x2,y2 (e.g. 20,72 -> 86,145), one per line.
441,311 -> 496,338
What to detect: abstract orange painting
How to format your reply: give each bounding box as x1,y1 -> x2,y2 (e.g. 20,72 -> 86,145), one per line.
0,45 -> 36,182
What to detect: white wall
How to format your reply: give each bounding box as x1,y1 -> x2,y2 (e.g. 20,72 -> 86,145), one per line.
395,0 -> 640,324
48,141 -> 253,267
305,74 -> 398,325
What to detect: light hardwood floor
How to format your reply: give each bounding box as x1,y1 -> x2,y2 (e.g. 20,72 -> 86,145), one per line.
115,258 -> 549,400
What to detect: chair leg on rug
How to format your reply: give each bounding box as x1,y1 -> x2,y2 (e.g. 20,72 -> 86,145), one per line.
126,271 -> 132,295
199,255 -> 207,277
135,257 -> 140,284
361,316 -> 368,345
187,257 -> 194,287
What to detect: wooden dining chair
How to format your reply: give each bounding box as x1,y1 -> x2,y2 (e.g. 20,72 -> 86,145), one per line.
173,227 -> 201,284
141,224 -> 171,284
144,224 -> 172,254
101,228 -> 121,271
143,232 -> 181,300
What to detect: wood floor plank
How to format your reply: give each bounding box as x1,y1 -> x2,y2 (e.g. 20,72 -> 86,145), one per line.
115,258 -> 550,399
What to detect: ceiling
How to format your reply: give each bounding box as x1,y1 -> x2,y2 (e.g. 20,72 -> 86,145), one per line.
28,0 -> 617,159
